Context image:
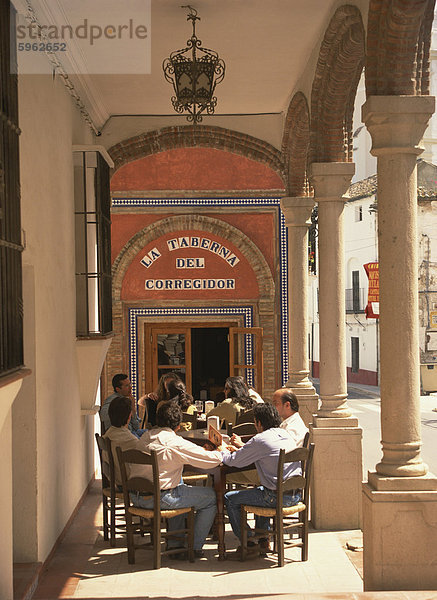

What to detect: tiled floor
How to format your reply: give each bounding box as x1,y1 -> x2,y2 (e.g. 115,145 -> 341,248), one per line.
26,481 -> 436,600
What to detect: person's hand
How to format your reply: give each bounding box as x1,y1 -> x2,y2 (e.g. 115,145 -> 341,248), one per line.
230,434 -> 244,448
147,392 -> 158,401
225,444 -> 238,453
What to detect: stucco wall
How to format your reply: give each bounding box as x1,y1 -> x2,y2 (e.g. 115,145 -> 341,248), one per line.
15,75 -> 95,563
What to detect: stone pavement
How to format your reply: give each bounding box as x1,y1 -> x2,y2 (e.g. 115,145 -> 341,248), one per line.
25,482 -> 437,600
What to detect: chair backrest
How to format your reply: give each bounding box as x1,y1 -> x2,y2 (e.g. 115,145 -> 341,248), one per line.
236,407 -> 255,425
181,410 -> 198,429
230,421 -> 257,441
95,433 -> 115,493
116,446 -> 160,517
302,431 -> 310,449
276,444 -> 315,508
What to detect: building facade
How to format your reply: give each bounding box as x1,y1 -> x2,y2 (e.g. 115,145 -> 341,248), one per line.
1,1 -> 437,597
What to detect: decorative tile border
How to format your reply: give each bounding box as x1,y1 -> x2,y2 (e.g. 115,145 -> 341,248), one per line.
128,305 -> 254,399
114,196 -> 289,389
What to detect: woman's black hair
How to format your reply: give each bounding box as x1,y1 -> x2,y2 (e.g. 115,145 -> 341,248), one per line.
166,379 -> 193,412
224,376 -> 256,410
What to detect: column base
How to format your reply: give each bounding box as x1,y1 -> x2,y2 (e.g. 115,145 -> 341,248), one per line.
285,385 -> 319,429
310,422 -> 363,530
363,473 -> 437,590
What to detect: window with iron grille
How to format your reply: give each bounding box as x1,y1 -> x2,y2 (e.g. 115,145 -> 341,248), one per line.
74,150 -> 112,336
351,337 -> 359,373
0,0 -> 24,376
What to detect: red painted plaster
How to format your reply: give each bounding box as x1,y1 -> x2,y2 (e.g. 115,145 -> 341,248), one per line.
111,213 -> 275,274
111,148 -> 284,191
121,230 -> 259,301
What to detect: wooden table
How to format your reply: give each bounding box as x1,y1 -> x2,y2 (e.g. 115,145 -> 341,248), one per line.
178,429 -> 255,560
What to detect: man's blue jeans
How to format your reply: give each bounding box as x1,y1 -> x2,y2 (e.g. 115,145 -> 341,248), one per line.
225,486 -> 301,542
131,483 -> 217,551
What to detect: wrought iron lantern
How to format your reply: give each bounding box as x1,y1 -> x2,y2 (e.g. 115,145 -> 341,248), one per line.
163,6 -> 225,124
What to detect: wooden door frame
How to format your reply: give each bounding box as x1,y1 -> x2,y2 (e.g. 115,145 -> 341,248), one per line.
145,321 -> 239,395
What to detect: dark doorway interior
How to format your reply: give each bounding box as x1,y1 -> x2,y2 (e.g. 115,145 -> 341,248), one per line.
191,328 -> 229,400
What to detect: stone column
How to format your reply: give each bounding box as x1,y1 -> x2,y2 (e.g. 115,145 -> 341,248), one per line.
309,162 -> 363,530
362,95 -> 437,591
280,197 -> 319,428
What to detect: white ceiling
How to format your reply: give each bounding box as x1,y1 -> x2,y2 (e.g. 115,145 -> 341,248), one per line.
15,0 -> 340,143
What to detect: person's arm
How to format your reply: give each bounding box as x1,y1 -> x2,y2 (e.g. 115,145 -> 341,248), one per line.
221,435 -> 263,468
174,436 -> 223,469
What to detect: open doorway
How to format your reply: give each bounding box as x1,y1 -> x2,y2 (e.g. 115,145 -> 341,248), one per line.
191,327 -> 229,400
144,322 -> 263,401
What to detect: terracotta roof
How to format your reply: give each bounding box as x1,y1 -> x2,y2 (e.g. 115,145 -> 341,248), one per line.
347,174 -> 437,201
347,175 -> 377,200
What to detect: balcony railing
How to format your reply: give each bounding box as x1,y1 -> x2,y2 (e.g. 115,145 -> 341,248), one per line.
345,287 -> 365,313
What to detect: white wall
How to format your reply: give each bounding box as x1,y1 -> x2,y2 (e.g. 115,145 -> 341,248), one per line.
14,74 -> 96,563
352,73 -> 377,182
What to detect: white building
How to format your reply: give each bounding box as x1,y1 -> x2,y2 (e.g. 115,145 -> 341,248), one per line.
310,161 -> 437,386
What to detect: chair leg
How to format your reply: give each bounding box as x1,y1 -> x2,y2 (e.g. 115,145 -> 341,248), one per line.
302,511 -> 308,562
153,515 -> 161,569
110,498 -> 116,547
102,495 -> 109,541
272,516 -> 277,553
240,507 -> 247,561
277,516 -> 284,567
126,514 -> 136,564
188,509 -> 195,563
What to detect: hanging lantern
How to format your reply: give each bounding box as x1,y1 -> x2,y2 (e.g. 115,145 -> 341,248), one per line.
163,6 -> 225,124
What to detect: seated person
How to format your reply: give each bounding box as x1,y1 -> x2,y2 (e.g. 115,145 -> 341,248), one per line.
100,373 -> 143,437
136,401 -> 224,557
161,379 -> 196,430
102,396 -> 144,484
272,388 -> 308,446
248,386 -> 264,404
207,376 -> 256,426
141,371 -> 182,427
221,403 -> 302,557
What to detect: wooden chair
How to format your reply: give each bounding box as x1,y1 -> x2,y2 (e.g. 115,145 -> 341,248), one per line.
236,407 -> 255,425
116,446 -> 195,568
95,433 -> 124,547
240,443 -> 315,567
229,421 -> 257,443
181,410 -> 198,429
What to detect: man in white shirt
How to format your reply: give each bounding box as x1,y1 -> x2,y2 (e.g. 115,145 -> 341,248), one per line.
272,388 -> 308,447
136,401 -> 223,557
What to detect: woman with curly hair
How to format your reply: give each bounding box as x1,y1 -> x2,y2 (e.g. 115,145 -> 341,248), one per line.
140,371 -> 182,427
207,376 -> 256,426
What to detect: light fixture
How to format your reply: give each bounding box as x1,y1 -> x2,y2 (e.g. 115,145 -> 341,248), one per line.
163,5 -> 225,124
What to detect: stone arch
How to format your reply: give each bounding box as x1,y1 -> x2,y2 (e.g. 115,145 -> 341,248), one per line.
310,5 -> 365,163
108,125 -> 285,183
366,0 -> 434,96
282,92 -> 311,196
111,214 -> 275,302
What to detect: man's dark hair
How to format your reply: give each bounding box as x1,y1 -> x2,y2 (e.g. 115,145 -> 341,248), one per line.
157,400 -> 182,430
253,403 -> 282,430
279,389 -> 299,413
108,396 -> 132,427
112,373 -> 128,392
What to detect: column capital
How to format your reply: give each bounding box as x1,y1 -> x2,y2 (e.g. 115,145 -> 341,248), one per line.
280,196 -> 315,227
362,95 -> 435,157
309,162 -> 355,202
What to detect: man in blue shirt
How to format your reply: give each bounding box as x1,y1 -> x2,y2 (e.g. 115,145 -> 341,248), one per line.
222,403 -> 301,556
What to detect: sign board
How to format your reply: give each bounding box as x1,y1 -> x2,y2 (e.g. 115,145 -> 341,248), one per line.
364,262 -> 379,319
430,311 -> 437,329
